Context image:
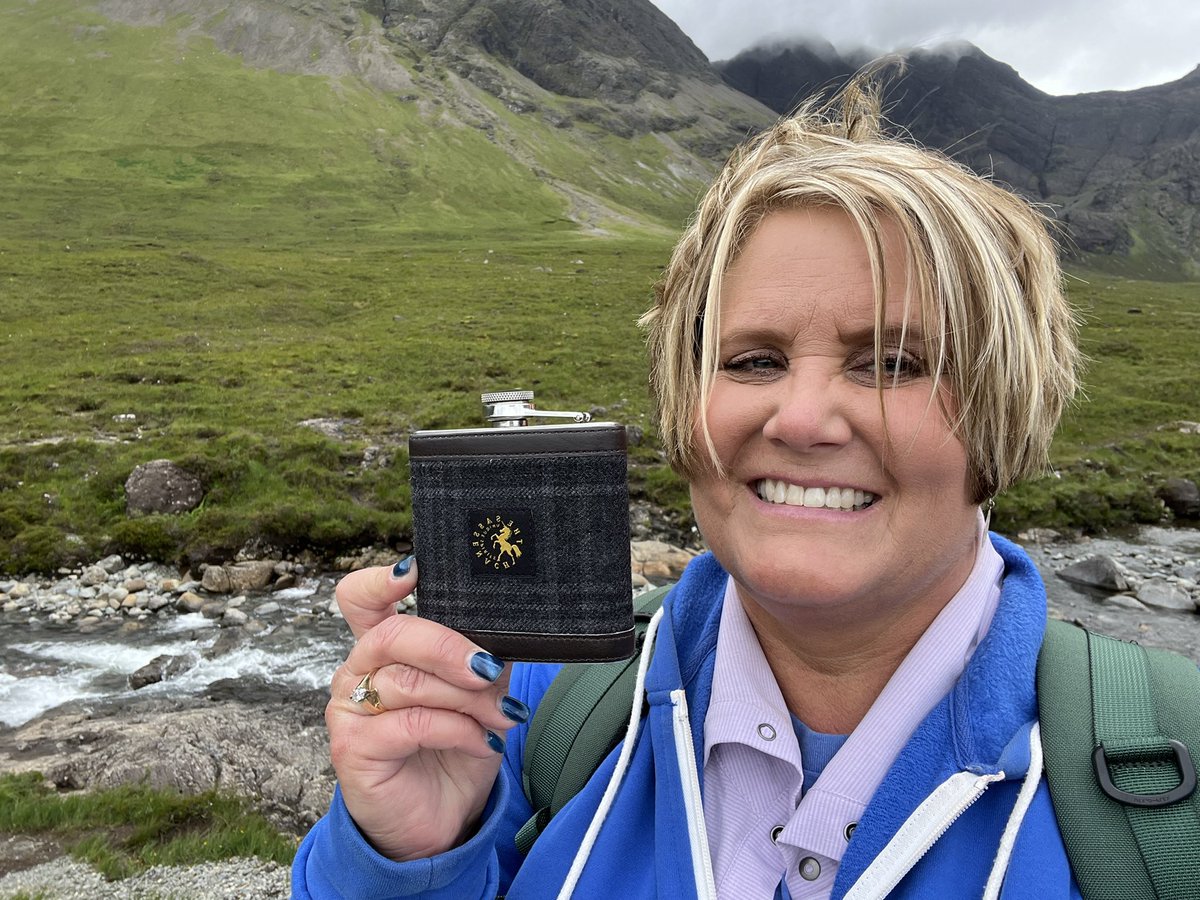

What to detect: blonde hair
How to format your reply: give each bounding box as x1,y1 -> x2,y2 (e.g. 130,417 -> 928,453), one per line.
640,75 -> 1080,504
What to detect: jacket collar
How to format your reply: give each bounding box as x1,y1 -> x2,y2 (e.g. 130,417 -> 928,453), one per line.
642,535 -> 1047,898
647,534 -> 1044,771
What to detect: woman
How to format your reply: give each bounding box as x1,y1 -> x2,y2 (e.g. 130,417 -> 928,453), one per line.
293,76 -> 1081,899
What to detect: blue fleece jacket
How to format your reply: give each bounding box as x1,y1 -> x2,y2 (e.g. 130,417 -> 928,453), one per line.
293,534 -> 1082,899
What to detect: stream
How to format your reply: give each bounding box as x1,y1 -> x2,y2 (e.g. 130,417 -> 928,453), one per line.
0,580 -> 353,729
2,527 -> 1198,731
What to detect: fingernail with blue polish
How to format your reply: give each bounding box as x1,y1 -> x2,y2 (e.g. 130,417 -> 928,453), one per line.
486,731 -> 506,754
469,651 -> 505,683
501,695 -> 530,724
391,556 -> 414,579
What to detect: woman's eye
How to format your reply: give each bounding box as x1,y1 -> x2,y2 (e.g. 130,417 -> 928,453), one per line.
722,352 -> 785,378
850,350 -> 928,384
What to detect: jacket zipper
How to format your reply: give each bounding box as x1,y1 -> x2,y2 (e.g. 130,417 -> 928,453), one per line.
671,688 -> 718,900
844,769 -> 1005,899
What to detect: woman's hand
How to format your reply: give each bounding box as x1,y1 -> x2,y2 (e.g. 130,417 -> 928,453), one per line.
325,559 -> 527,861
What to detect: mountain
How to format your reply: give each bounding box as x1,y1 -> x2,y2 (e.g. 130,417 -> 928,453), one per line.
0,0 -> 771,243
718,42 -> 1200,278
3,1 -> 1196,275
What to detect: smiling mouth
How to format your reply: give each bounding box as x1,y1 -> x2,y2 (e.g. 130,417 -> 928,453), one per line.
755,478 -> 877,511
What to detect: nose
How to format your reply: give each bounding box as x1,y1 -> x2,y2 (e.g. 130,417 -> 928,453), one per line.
760,366 -> 853,451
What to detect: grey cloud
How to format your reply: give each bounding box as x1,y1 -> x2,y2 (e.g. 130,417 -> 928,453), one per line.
652,0 -> 1200,94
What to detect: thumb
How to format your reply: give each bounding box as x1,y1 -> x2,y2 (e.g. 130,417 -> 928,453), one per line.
335,557 -> 417,639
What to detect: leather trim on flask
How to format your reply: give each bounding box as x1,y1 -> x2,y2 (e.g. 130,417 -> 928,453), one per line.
409,422 -> 627,457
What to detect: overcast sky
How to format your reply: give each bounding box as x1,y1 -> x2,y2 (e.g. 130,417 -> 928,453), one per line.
650,0 -> 1200,95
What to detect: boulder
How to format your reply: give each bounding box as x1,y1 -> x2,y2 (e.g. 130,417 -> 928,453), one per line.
222,607 -> 249,626
1158,478 -> 1200,520
80,565 -> 109,587
129,653 -> 193,689
201,565 -> 231,593
1017,528 -> 1062,544
1056,555 -> 1129,592
334,547 -> 396,572
176,590 -> 204,612
272,573 -> 298,591
202,560 -> 277,594
97,554 -> 125,573
0,694 -> 334,832
1136,579 -> 1197,612
124,459 -> 204,516
630,540 -> 697,581
146,593 -> 172,611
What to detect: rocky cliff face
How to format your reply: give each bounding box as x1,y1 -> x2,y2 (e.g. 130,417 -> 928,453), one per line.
718,43 -> 1200,277
377,0 -> 716,100
371,0 -> 768,152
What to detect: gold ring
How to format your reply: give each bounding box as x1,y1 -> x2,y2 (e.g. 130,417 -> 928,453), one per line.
349,670 -> 386,714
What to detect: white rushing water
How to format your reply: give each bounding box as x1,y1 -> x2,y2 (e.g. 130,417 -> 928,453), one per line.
0,589 -> 353,728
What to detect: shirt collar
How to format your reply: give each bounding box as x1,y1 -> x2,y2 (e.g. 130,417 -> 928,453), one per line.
702,511 -> 1005,859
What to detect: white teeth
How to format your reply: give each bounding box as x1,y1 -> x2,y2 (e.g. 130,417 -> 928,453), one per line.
756,479 -> 876,511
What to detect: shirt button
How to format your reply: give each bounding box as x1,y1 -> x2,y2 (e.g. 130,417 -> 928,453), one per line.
799,857 -> 821,881
757,722 -> 777,741
770,825 -> 784,843
844,822 -> 858,842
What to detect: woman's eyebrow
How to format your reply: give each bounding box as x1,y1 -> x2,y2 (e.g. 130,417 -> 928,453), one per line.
716,324 -> 791,345
717,322 -> 929,347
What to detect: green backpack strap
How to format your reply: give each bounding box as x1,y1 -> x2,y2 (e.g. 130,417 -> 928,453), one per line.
1037,618 -> 1200,900
515,583 -> 672,854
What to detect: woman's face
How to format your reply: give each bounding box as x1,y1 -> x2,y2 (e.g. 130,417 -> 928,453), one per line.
689,207 -> 979,627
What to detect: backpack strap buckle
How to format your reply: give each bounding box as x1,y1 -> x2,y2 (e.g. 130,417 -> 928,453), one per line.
1093,739 -> 1197,808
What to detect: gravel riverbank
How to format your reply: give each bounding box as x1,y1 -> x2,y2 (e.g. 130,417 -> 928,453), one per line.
0,854 -> 289,899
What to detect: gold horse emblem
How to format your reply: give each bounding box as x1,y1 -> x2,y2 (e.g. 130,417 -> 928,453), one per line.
491,523 -> 523,564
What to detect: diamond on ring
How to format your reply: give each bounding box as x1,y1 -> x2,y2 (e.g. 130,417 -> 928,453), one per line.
350,670 -> 385,714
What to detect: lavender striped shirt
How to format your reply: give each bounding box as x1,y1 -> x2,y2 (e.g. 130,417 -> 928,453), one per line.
702,517 -> 1004,899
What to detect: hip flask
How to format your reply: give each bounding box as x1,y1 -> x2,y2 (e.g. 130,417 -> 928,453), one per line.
408,391 -> 635,662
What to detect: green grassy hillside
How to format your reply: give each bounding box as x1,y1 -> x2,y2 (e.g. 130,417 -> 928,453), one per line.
0,2 -> 1197,574
0,0 -> 713,245
0,0 -> 689,570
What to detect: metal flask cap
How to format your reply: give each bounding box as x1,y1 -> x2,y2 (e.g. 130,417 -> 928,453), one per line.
481,390 -> 592,428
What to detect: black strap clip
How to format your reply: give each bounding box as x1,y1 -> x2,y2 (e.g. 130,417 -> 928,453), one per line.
1093,739 -> 1198,807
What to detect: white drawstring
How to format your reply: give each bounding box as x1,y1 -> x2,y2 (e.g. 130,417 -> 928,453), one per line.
556,606 -> 666,900
983,722 -> 1044,900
